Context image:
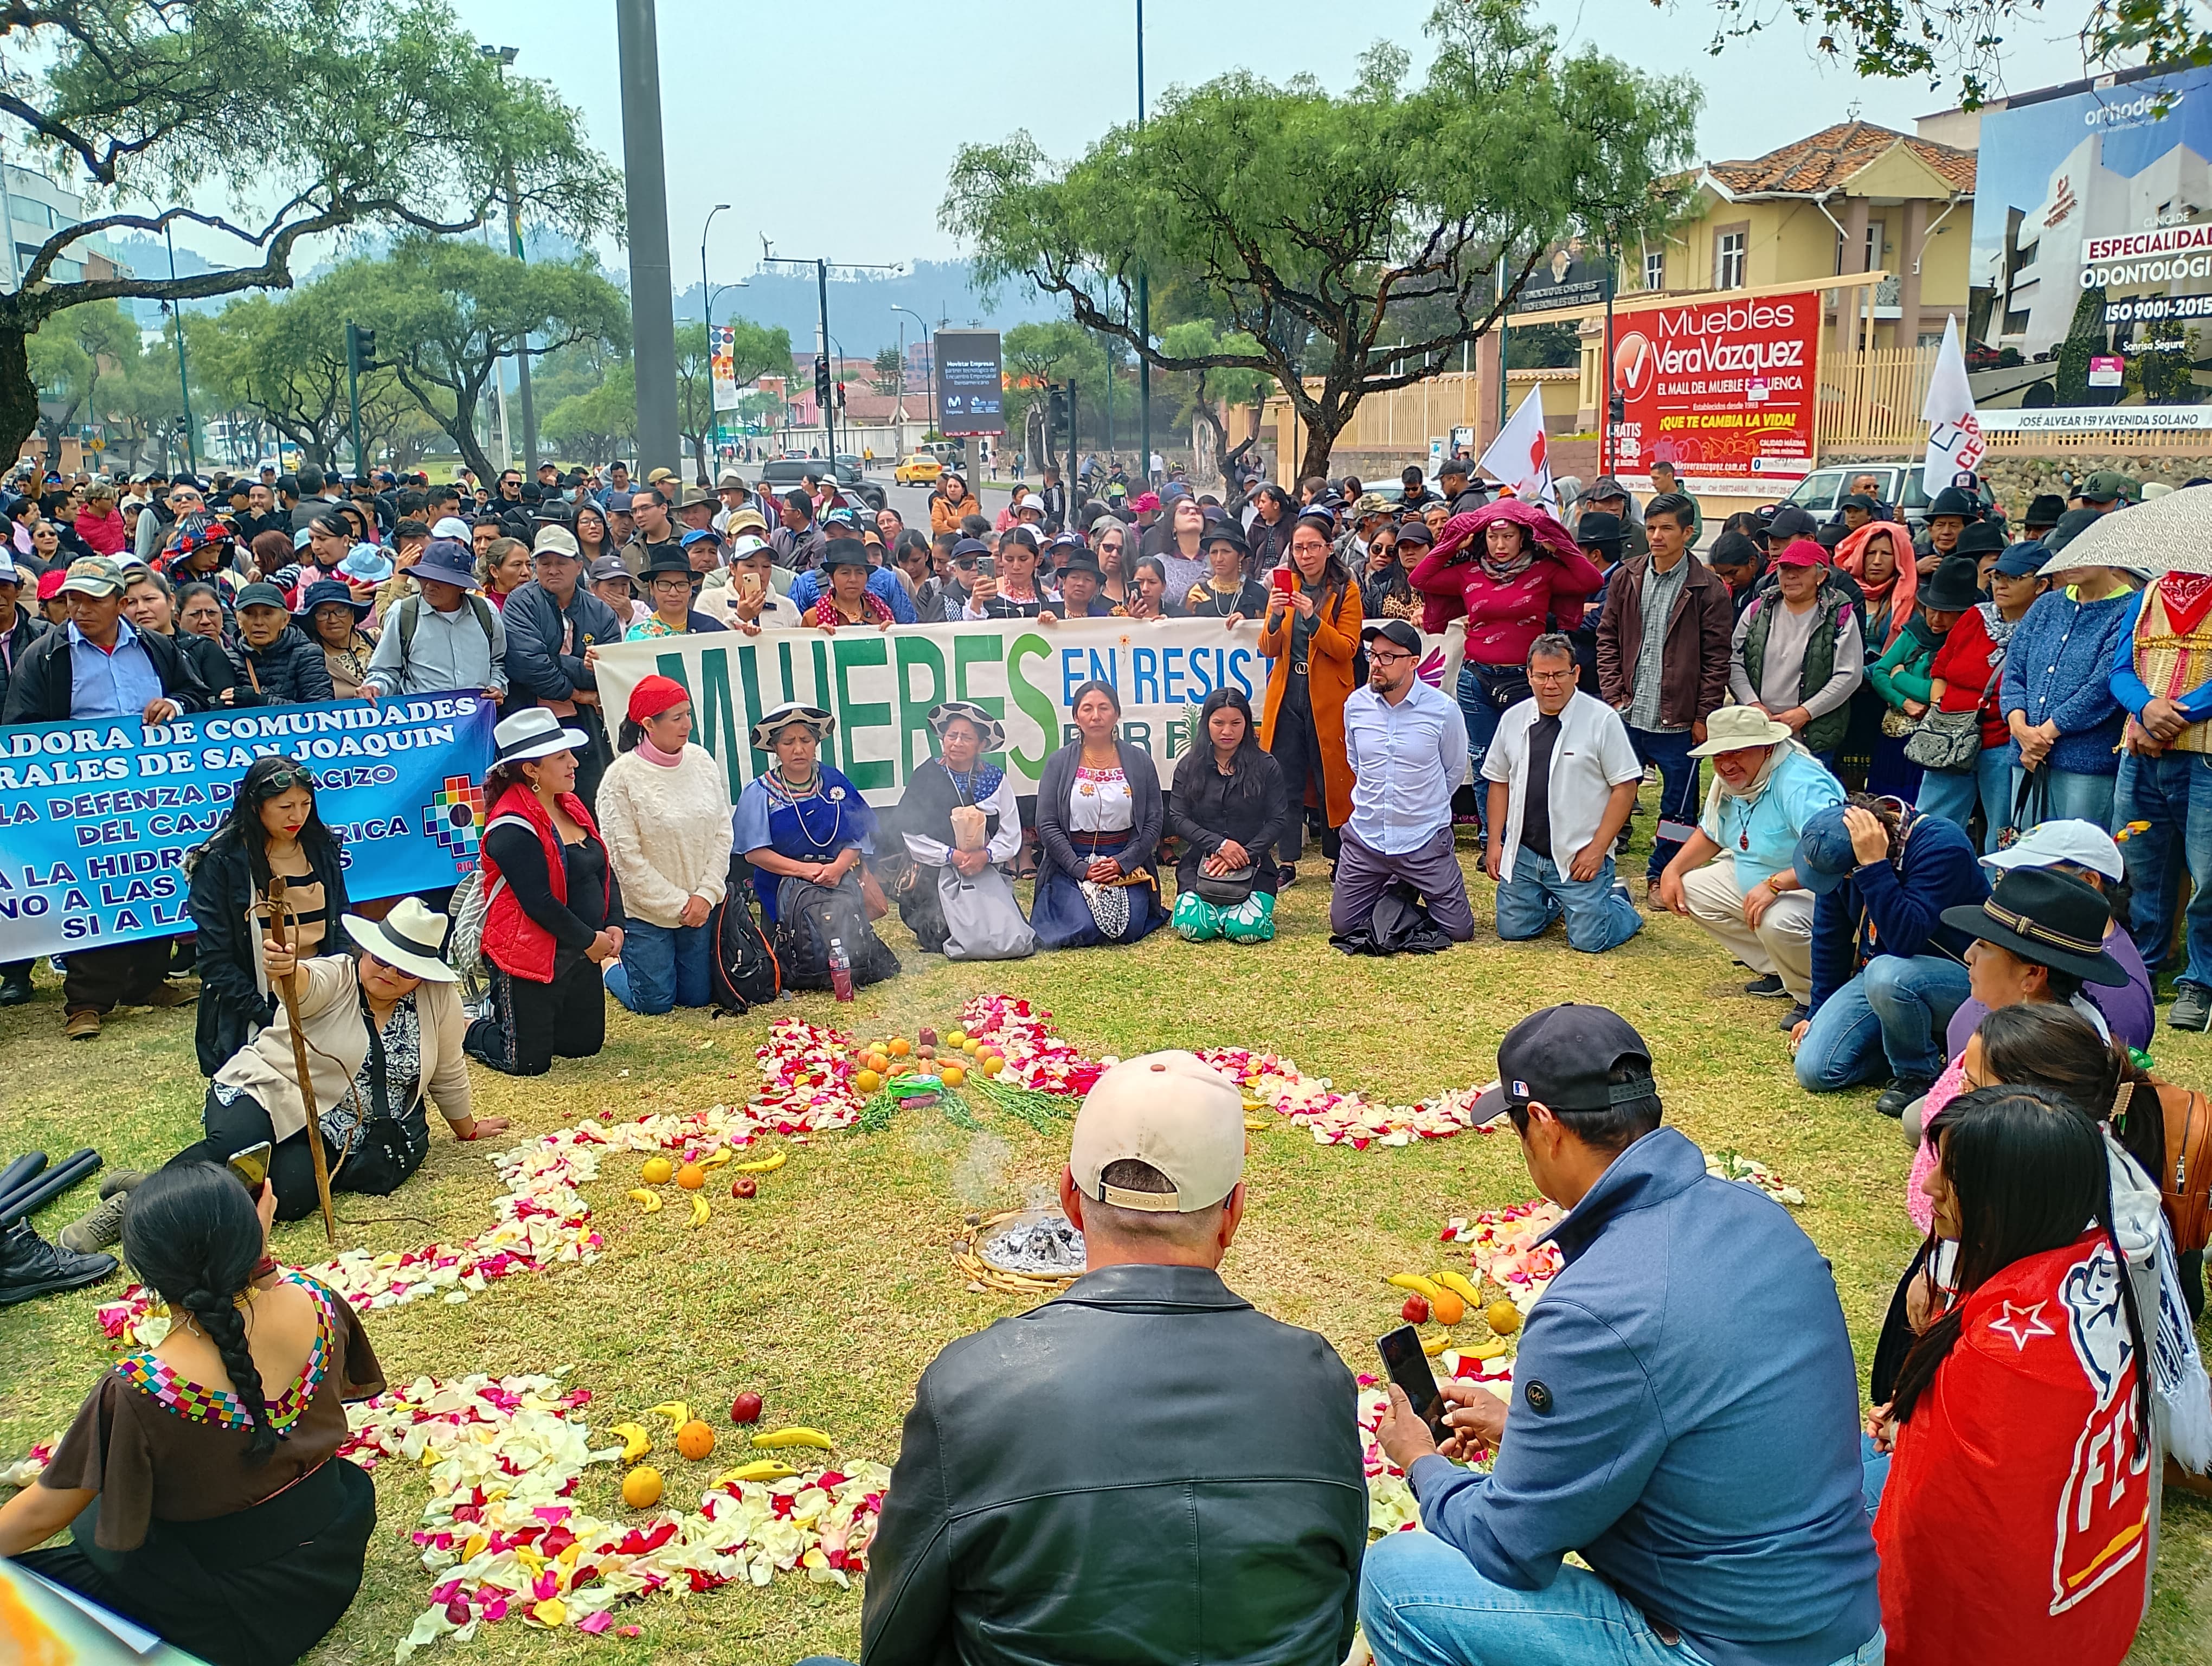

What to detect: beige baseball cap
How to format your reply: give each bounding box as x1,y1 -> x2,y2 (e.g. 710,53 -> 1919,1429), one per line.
1070,1050 -> 1245,1213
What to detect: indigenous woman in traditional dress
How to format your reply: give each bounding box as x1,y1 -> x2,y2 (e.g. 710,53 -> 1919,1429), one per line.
802,540 -> 897,632
734,702 -> 877,927
1030,680 -> 1166,949
0,1164 -> 385,1666
1169,685 -> 1287,944
892,701 -> 1036,960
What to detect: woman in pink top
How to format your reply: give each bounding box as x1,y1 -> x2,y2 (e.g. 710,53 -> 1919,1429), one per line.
1410,498 -> 1603,829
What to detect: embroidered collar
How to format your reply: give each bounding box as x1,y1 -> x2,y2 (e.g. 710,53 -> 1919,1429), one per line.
116,1269 -> 340,1435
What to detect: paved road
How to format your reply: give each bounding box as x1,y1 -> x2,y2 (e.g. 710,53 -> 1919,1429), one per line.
872,475 -> 1017,535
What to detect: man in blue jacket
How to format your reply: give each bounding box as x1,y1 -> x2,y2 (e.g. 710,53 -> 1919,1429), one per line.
1788,797 -> 1987,1111
1366,1004 -> 1881,1666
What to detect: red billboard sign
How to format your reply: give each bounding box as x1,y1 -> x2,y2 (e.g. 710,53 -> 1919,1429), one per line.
1609,291 -> 1822,493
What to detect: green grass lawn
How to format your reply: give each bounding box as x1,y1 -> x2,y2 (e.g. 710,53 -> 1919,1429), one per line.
3,823 -> 2209,1666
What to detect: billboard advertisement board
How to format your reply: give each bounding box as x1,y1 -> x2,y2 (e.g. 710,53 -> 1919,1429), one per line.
709,324 -> 740,413
932,330 -> 1005,435
1515,236 -> 1610,311
1972,64 -> 2212,419
1606,290 -> 1822,492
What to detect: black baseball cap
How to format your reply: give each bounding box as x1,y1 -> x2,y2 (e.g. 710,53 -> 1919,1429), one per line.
1471,1004 -> 1656,1125
1361,618 -> 1421,653
1766,505 -> 1818,542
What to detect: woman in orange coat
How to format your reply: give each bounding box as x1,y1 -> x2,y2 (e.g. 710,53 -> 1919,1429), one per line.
1258,506 -> 1363,886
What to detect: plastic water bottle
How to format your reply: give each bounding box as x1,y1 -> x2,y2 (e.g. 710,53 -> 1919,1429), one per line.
827,936 -> 854,1002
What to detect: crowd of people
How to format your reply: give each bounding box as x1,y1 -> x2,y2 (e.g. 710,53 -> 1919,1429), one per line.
3,444 -> 2210,1666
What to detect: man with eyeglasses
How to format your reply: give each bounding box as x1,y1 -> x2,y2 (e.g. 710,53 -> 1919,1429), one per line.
1331,618 -> 1476,944
1483,634 -> 1645,952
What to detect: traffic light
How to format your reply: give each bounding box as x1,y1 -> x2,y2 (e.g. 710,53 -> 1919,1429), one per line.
836,381 -> 846,410
814,354 -> 832,409
1608,392 -> 1625,425
353,326 -> 376,367
173,415 -> 189,434
1047,388 -> 1067,432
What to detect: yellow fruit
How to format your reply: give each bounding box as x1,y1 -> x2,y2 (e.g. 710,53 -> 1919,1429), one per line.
963,1037 -> 981,1054
1436,1270 -> 1483,1306
731,1149 -> 788,1174
648,1401 -> 692,1426
714,1459 -> 799,1485
939,1063 -> 966,1087
609,1422 -> 651,1462
750,1425 -> 834,1450
982,1054 -> 1005,1075
1421,1331 -> 1451,1358
640,1156 -> 674,1185
689,1193 -> 710,1226
676,1420 -> 716,1460
675,1163 -> 706,1190
626,1188 -> 661,1214
1486,1300 -> 1522,1335
1431,1290 -> 1465,1326
621,1466 -> 663,1508
854,1068 -> 881,1092
1455,1338 -> 1510,1362
1386,1272 -> 1444,1302
947,1029 -> 967,1047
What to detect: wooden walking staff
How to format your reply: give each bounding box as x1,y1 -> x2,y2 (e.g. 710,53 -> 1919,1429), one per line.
266,875 -> 338,1242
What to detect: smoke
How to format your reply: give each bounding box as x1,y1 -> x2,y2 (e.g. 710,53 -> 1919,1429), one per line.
950,1130 -> 1014,1208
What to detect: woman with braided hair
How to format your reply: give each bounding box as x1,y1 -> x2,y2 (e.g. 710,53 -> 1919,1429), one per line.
0,1163 -> 384,1665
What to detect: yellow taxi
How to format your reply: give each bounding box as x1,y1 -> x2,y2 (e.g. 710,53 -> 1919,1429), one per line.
893,451 -> 943,485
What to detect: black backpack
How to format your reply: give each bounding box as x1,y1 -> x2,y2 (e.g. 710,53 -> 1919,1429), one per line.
708,887 -> 781,1014
773,875 -> 899,992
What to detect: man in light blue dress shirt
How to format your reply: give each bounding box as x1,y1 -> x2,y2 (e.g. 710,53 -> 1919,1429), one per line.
1332,619 -> 1476,942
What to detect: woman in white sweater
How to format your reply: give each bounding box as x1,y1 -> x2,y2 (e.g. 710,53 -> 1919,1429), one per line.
598,674 -> 736,1014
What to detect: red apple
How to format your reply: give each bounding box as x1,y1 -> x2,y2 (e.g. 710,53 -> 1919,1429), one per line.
731,1176 -> 757,1199
1400,1293 -> 1430,1325
729,1392 -> 763,1424
918,1026 -> 937,1047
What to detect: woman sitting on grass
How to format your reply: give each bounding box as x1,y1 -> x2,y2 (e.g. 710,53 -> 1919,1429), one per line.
1169,686 -> 1286,945
0,1164 -> 386,1666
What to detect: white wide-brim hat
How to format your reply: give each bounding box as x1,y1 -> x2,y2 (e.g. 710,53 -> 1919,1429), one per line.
343,897 -> 459,983
492,707 -> 588,766
1687,704 -> 1795,757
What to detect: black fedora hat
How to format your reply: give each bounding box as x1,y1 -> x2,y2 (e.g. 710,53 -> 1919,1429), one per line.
1940,868 -> 2126,985
1954,521 -> 2008,556
1919,556 -> 1981,612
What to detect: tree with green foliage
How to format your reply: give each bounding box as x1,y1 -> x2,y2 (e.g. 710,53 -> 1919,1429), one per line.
944,1 -> 1695,479
342,238 -> 631,482
0,0 -> 614,470
676,318 -> 791,482
1158,320 -> 1269,483
872,346 -> 905,396
192,283 -> 417,475
544,364 -> 637,466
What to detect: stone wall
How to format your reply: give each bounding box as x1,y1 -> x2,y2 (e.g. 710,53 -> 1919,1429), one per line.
1975,453 -> 2212,517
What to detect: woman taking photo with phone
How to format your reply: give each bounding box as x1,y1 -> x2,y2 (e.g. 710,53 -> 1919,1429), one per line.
1258,508 -> 1362,887
188,756 -> 351,1078
1031,680 -> 1166,948
0,1164 -> 387,1666
464,710 -> 622,1078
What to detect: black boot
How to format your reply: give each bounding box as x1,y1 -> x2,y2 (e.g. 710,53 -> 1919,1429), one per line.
0,965 -> 31,1007
0,1217 -> 115,1306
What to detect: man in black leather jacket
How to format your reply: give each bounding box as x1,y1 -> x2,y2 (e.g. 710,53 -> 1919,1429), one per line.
856,1052 -> 1366,1666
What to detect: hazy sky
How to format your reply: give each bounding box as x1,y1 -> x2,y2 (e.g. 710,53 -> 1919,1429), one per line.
421,0 -> 2097,275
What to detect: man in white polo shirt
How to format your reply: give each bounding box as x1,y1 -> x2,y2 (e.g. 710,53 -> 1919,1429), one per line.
1483,633 -> 1645,952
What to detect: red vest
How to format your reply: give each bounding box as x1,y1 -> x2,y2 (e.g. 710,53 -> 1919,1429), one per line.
478,783 -> 606,984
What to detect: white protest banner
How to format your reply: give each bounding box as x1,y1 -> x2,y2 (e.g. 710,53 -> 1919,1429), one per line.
594,617 -> 1462,805
1478,385 -> 1557,508
1920,315 -> 1984,492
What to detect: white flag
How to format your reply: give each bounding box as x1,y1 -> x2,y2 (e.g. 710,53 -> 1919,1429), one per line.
1478,385 -> 1557,509
1920,315 -> 1984,495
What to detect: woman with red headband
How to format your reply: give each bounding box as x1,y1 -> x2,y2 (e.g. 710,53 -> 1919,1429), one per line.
596,675 -> 734,1015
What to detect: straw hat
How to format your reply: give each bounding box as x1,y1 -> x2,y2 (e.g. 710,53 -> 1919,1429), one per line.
1687,704 -> 1795,757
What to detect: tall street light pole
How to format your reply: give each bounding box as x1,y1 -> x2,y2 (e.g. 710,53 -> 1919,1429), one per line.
617,0 -> 679,477
890,303 -> 928,437
701,203 -> 730,471
1136,0 -> 1150,489
164,223 -> 196,474
763,246 -> 902,464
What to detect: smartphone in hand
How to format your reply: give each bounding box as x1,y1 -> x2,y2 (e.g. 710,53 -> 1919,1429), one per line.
227,1140 -> 273,1195
1377,1324 -> 1449,1441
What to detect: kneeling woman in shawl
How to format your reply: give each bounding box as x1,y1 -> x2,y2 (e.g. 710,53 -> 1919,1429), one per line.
1169,686 -> 1287,944
891,701 -> 1037,960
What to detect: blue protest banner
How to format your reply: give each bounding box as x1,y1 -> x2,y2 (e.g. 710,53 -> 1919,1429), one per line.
0,695 -> 496,960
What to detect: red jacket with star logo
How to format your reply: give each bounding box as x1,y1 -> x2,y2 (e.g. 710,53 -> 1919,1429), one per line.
1874,1229 -> 2150,1665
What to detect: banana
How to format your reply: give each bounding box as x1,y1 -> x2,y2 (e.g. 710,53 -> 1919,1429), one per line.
608,1422 -> 652,1463
713,1460 -> 799,1486
1435,1270 -> 1483,1306
730,1149 -> 788,1174
750,1426 -> 834,1450
1452,1338 -> 1510,1362
648,1401 -> 692,1428
689,1193 -> 710,1227
697,1148 -> 732,1170
1421,1331 -> 1452,1358
1386,1273 -> 1444,1302
627,1188 -> 661,1214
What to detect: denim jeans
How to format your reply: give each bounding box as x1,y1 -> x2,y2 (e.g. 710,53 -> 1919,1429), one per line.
1793,954 -> 1972,1092
1913,746 -> 2012,851
1495,850 -> 1642,953
2011,764 -> 2118,832
1627,727 -> 1701,885
1457,664 -> 1526,840
1359,1529 -> 1886,1666
2115,747 -> 2212,989
605,918 -> 712,1014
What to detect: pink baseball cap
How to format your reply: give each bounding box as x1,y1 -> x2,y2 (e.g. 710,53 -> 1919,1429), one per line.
1771,537 -> 1829,568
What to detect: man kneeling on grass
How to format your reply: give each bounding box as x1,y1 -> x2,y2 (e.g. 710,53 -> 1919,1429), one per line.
1366,1004 -> 1881,1666
843,1052 -> 1367,1666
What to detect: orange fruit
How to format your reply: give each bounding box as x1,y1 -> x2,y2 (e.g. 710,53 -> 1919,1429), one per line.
675,1420 -> 715,1461
888,1037 -> 911,1057
939,1063 -> 966,1087
982,1055 -> 1005,1076
1486,1299 -> 1522,1335
621,1466 -> 663,1508
675,1163 -> 706,1190
866,1051 -> 889,1074
854,1068 -> 882,1092
640,1156 -> 673,1185
1431,1290 -> 1465,1326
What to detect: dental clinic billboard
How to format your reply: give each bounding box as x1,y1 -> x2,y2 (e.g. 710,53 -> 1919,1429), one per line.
1609,290 -> 1822,495
1972,63 -> 2212,419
